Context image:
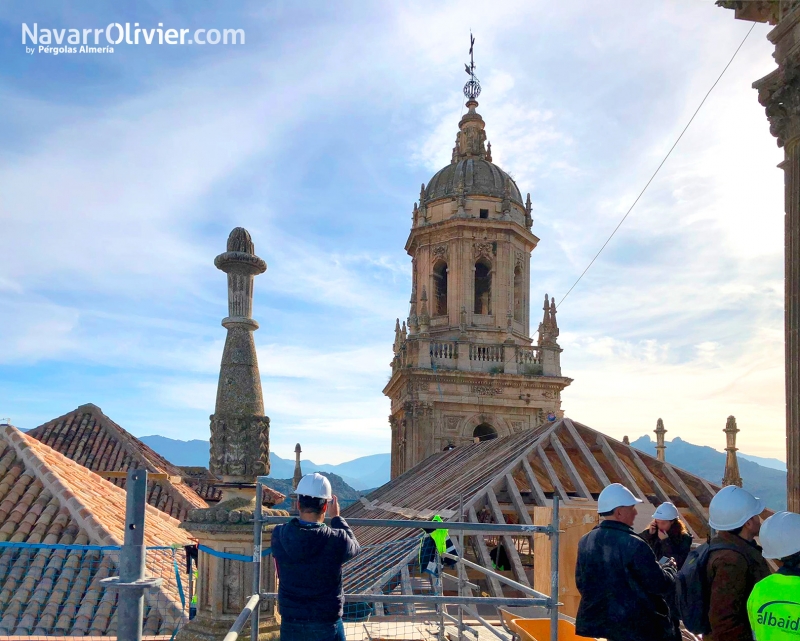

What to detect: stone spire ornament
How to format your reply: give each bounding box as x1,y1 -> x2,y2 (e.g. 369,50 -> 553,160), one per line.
623,435 -> 630,446
208,227 -> 270,494
722,415 -> 743,487
655,418 -> 667,462
293,443 -> 303,490
177,227 -> 282,641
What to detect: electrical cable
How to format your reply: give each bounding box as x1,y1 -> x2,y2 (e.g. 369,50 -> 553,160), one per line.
557,22 -> 757,309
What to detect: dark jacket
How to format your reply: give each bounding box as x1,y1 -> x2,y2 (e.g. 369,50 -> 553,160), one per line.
705,530 -> 771,641
575,520 -> 677,641
272,516 -> 361,623
639,522 -> 693,570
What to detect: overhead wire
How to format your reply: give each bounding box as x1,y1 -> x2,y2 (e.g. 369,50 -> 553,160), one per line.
556,22 -> 757,309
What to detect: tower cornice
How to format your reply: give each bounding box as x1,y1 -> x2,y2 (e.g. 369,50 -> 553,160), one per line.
405,217 -> 539,255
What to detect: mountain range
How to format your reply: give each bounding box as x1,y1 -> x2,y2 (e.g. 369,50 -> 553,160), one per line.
631,436 -> 787,511
139,432 -> 787,510
138,435 -> 390,491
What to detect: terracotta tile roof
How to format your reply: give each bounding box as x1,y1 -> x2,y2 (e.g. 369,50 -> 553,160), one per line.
177,466 -> 285,506
28,404 -> 208,520
0,424 -> 191,636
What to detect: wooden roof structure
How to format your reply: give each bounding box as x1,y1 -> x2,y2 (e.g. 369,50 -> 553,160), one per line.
342,417 -> 721,596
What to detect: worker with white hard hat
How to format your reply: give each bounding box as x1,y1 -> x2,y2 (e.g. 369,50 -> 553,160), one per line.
575,483 -> 679,641
640,502 -> 693,570
704,485 -> 771,641
747,511 -> 800,640
271,472 -> 361,641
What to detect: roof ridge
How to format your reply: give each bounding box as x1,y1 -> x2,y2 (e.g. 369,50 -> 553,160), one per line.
1,424 -> 122,547
33,404 -> 181,476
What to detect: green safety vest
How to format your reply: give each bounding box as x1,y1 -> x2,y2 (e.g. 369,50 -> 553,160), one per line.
747,573 -> 800,640
191,570 -> 198,605
428,515 -> 448,555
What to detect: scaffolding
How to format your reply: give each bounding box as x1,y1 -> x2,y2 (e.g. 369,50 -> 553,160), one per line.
221,484 -> 562,641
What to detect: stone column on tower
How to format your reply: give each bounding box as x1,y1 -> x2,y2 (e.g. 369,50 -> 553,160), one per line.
177,228 -> 283,641
718,0 -> 800,512
654,418 -> 667,462
722,415 -> 743,488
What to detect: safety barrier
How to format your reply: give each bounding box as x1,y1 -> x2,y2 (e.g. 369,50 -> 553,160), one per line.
222,487 -> 562,641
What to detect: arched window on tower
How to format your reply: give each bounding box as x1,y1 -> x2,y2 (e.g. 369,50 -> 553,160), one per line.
513,266 -> 524,323
473,423 -> 497,442
433,260 -> 448,316
474,260 -> 492,315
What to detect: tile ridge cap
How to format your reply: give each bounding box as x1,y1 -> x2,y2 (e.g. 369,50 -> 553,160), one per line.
2,424 -> 123,547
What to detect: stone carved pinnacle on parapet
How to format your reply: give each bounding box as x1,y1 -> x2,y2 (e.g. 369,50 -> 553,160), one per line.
538,294 -> 560,349
525,193 -> 533,229
722,415 -> 743,488
208,227 -> 271,486
654,418 -> 667,462
293,443 -> 303,490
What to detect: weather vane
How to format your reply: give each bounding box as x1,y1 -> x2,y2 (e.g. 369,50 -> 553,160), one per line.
463,32 -> 481,100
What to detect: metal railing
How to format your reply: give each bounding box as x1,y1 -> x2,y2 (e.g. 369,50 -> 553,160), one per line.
223,490 -> 562,641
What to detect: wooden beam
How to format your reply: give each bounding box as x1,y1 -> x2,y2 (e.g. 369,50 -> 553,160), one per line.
521,457 -> 547,506
550,432 -> 592,499
627,447 -> 671,504
504,473 -> 534,526
400,565 -> 415,616
564,419 -> 610,487
468,506 -> 504,597
595,434 -> 648,502
486,487 -> 531,587
660,463 -> 709,525
535,446 -> 570,502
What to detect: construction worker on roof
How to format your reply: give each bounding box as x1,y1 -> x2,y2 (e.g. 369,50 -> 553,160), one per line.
272,473 -> 361,641
747,511 -> 800,640
418,515 -> 458,577
575,483 -> 678,641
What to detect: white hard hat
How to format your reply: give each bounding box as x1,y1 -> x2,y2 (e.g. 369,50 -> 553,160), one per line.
759,511 -> 800,560
708,485 -> 766,531
652,502 -> 680,521
295,473 -> 332,500
597,483 -> 643,513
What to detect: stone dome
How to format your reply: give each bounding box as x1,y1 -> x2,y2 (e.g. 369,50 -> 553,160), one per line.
424,158 -> 523,205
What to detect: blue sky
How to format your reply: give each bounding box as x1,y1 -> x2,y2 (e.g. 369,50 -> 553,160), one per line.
0,1 -> 787,464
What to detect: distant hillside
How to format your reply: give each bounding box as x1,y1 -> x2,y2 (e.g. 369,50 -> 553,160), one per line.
138,435 -> 391,491
631,436 -> 787,511
262,472 -> 362,511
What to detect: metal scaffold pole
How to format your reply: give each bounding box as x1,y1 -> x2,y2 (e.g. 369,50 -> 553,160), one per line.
549,495 -> 560,641
101,469 -> 162,641
251,480 -> 264,641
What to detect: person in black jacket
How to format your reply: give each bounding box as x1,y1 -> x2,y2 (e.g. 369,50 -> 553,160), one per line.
639,502 -> 693,570
272,473 -> 361,641
575,483 -> 677,641
638,501 -> 693,640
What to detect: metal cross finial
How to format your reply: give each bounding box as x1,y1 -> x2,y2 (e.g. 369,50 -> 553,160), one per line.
463,32 -> 481,100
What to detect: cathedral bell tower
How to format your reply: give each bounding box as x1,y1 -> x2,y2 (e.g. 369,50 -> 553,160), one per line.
384,39 -> 572,478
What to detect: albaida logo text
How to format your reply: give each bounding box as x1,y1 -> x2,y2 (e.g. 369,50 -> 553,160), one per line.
756,605 -> 800,632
